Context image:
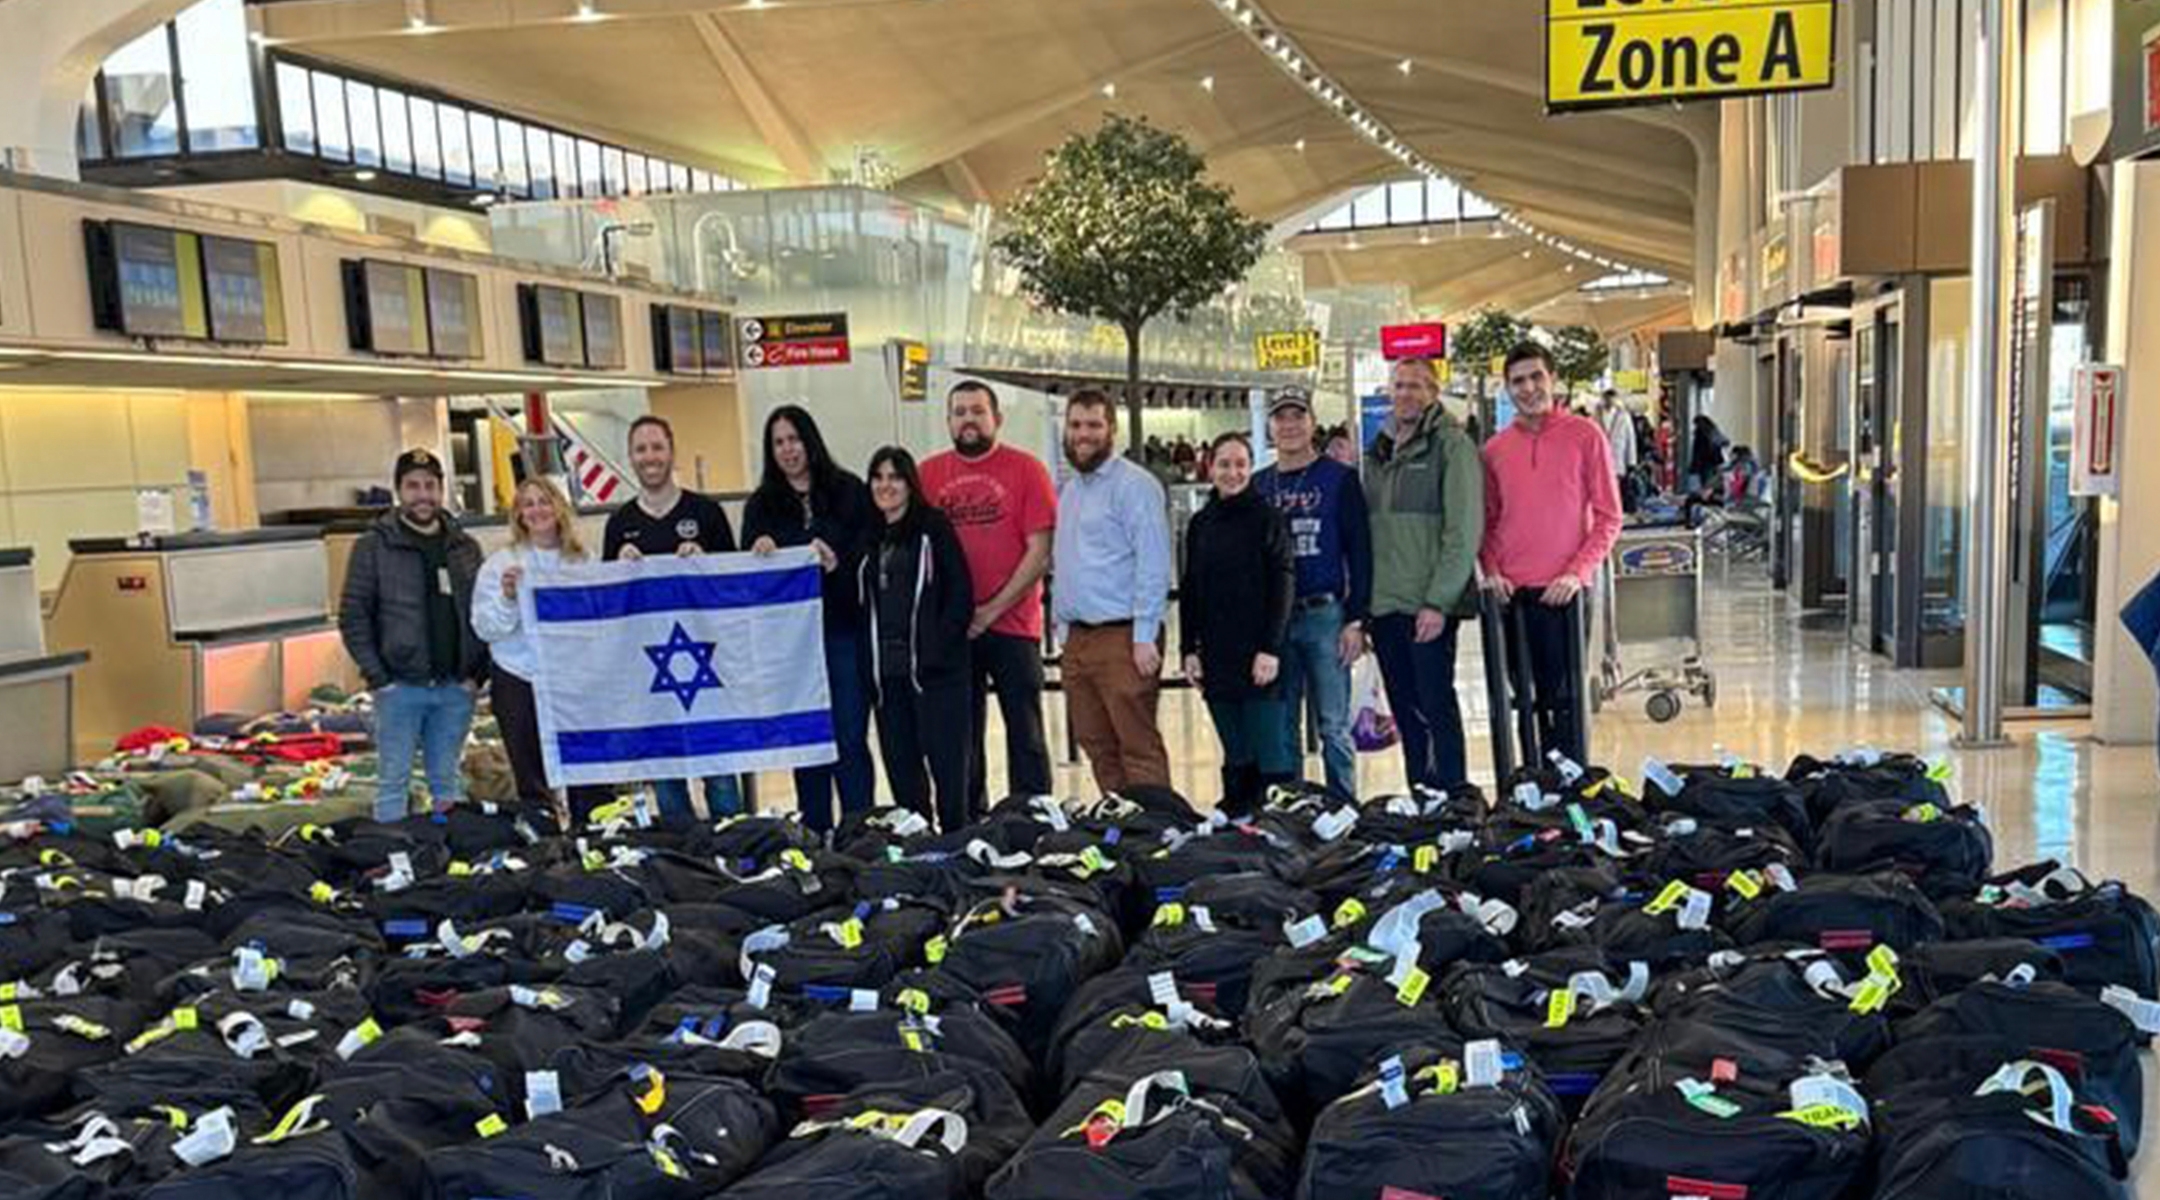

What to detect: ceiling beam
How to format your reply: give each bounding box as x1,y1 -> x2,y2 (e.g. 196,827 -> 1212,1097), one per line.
941,156 -> 991,206
260,0 -> 936,42
893,27 -> 1238,177
689,12 -> 824,183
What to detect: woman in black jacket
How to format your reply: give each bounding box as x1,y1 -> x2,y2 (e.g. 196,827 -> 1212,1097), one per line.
744,406 -> 877,835
859,446 -> 975,834
1180,432 -> 1297,813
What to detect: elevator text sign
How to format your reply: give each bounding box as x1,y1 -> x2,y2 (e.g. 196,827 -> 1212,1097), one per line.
1546,0 -> 1837,114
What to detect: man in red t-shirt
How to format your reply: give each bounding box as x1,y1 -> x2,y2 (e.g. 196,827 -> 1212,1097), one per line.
920,381 -> 1058,813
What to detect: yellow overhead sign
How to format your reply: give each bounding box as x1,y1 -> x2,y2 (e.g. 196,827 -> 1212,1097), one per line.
1546,0 -> 1836,114
1255,329 -> 1322,371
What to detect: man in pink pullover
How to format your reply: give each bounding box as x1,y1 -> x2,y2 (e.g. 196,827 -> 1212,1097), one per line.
1479,341 -> 1623,766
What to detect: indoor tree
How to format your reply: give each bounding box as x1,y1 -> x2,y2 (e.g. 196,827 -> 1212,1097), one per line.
994,114 -> 1267,450
1448,306 -> 1533,430
1549,323 -> 1611,398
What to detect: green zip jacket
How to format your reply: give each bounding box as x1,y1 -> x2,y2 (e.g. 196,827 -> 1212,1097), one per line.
1362,403 -> 1485,619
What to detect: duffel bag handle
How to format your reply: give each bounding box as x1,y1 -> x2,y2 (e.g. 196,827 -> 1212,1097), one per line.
1121,1069 -> 1192,1130
964,840 -> 1034,870
1977,1060 -> 2075,1134
890,1107 -> 968,1154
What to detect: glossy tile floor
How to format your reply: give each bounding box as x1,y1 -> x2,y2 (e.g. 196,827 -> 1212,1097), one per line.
756,558 -> 2160,1192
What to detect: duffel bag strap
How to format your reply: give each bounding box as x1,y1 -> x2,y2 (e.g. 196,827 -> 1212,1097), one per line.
1977,1060 -> 2076,1134
890,1107 -> 968,1154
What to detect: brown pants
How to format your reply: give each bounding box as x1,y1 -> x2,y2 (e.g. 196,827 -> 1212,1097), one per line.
1062,623 -> 1171,794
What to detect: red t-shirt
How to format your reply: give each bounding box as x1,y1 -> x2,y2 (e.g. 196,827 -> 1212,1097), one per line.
920,443 -> 1059,640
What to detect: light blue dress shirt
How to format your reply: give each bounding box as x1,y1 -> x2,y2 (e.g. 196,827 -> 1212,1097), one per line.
1052,456 -> 1172,644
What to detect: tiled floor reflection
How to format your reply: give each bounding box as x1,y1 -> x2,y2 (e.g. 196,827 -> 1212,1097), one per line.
755,560 -> 2160,1191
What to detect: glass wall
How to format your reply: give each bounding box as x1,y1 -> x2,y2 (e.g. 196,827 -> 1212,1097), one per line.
1306,177 -> 1501,232
174,0 -> 259,152
101,25 -> 183,158
1924,276 -> 1971,642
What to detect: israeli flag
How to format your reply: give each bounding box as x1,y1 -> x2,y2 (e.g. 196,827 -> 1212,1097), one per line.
524,548 -> 837,787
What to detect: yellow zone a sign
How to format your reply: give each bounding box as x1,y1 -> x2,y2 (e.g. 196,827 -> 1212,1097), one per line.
1547,0 -> 1836,114
1256,329 -> 1321,371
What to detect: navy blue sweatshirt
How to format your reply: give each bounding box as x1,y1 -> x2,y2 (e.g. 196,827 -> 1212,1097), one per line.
1253,455 -> 1373,623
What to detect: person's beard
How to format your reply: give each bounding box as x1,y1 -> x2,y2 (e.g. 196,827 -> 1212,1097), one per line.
951,427 -> 992,456
1064,438 -> 1111,474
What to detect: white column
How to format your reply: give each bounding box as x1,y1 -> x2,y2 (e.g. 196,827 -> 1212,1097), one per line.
2091,160 -> 2160,745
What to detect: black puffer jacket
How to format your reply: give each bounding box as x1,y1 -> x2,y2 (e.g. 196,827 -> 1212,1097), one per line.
1180,487 -> 1295,703
338,508 -> 487,689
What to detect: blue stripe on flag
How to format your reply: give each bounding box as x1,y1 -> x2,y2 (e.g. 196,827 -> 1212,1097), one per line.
558,710 -> 836,765
534,566 -> 820,622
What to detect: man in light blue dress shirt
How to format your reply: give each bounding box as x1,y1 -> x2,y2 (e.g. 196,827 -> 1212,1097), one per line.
1052,389 -> 1173,793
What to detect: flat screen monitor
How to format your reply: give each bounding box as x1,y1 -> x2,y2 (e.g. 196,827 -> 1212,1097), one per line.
523,284 -> 585,367
199,235 -> 285,344
96,221 -> 210,339
581,292 -> 625,370
423,268 -> 484,359
698,309 -> 733,374
344,260 -> 429,356
652,304 -> 701,375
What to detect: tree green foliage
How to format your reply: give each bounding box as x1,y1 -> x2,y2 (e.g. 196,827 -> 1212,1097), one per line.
1549,324 -> 1611,392
994,115 -> 1268,447
1448,307 -> 1534,391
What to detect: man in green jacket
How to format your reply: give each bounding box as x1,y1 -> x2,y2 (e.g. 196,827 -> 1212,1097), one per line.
1363,357 -> 1484,791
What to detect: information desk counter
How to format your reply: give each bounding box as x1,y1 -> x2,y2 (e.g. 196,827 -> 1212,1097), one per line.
45,530 -> 338,759
0,549 -> 89,781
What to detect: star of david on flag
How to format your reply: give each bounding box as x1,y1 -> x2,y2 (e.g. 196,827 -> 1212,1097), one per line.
522,549 -> 836,787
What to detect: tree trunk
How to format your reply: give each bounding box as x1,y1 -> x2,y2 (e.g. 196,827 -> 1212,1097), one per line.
1123,321 -> 1145,458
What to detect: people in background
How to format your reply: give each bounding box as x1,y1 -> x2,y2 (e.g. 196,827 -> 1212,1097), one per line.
602,414 -> 742,821
1053,388 -> 1175,795
1594,389 -> 1641,513
1324,426 -> 1361,469
743,405 -> 877,835
1725,445 -> 1765,505
860,447 -> 975,834
1363,358 -> 1484,793
340,449 -> 487,821
1481,342 -> 1624,768
1688,414 -> 1730,491
470,477 -> 610,821
920,381 -> 1057,813
1254,387 -> 1372,800
1182,433 -> 1298,811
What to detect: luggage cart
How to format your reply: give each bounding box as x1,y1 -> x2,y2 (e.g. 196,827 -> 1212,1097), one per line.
1593,524 -> 1715,723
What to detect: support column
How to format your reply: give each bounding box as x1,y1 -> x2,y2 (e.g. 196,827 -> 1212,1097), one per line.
1957,0 -> 2020,747
0,0 -> 196,179
2091,160 -> 2160,745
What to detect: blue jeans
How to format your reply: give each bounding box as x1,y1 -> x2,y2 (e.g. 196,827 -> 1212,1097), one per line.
652,775 -> 743,822
373,682 -> 477,821
1370,612 -> 1466,792
793,627 -> 875,833
1277,599 -> 1356,798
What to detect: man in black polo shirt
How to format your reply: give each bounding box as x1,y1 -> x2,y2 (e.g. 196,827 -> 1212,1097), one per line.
602,414 -> 742,820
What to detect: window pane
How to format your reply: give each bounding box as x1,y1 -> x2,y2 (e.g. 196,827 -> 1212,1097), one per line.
469,112 -> 500,189
628,155 -> 649,195
379,88 -> 412,173
175,0 -> 258,150
579,140 -> 603,195
439,104 -> 472,184
601,146 -> 626,195
1462,190 -> 1498,219
553,132 -> 579,195
77,78 -> 105,162
498,120 -> 529,195
410,97 -> 442,178
275,62 -> 314,154
527,127 -> 556,198
104,25 -> 180,157
345,81 -> 381,166
1426,179 -> 1460,222
1351,187 -> 1388,227
1316,202 -> 1352,231
671,164 -> 691,192
1388,180 -> 1425,225
310,71 -> 349,161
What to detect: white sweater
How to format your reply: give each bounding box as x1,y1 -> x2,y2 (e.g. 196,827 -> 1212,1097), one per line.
470,544 -> 575,681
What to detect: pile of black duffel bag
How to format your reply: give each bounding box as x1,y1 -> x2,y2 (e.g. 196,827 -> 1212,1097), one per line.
0,748 -> 2154,1199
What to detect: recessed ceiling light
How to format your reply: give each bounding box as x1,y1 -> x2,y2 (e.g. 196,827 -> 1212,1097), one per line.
1398,59 -> 1414,75
1293,138 -> 1306,153
353,169 -> 378,182
471,192 -> 499,207
1200,75 -> 1215,92
1101,82 -> 1117,99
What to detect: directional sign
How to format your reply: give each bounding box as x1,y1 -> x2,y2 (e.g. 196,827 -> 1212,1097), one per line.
1546,0 -> 1836,115
1255,329 -> 1321,371
739,312 -> 851,368
1379,322 -> 1448,361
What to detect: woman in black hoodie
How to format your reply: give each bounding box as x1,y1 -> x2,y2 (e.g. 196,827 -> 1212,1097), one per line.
1181,432 -> 1297,812
859,446 -> 975,833
744,406 -> 878,835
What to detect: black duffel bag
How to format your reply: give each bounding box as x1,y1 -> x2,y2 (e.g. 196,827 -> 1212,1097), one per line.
1296,1039 -> 1563,1200
1938,862 -> 2160,996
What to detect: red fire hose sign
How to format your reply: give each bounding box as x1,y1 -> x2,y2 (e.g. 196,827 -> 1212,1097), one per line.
740,313 -> 851,368
2071,364 -> 2123,498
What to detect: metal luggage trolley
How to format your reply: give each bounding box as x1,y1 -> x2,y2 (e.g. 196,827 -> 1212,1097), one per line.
1593,523 -> 1716,723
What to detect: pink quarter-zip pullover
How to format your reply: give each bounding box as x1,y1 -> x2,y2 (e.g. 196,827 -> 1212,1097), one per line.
1479,409 -> 1624,588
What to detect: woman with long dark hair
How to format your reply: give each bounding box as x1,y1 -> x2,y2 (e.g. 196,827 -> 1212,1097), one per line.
859,446 -> 975,834
744,405 -> 877,834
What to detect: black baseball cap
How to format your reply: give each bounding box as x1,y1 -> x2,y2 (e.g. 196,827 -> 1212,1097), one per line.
1267,386 -> 1313,417
394,448 -> 444,485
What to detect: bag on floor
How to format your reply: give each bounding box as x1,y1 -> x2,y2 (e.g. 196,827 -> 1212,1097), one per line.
1815,797 -> 1993,884
1938,862 -> 2160,996
721,1106 -> 975,1200
1724,869 -> 1946,954
1869,1059 -> 2130,1200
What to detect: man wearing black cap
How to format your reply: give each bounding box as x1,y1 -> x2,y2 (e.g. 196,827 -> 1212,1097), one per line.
339,448 -> 487,821
1253,387 -> 1372,799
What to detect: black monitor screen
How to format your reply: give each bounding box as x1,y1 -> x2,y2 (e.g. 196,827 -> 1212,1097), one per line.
424,268 -> 483,359
654,305 -> 700,375
581,292 -> 625,370
531,285 -> 585,366
362,261 -> 428,356
200,235 -> 284,344
699,309 -> 733,374
111,223 -> 208,339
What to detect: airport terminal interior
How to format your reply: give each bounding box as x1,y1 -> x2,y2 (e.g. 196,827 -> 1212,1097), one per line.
1,0 -> 2158,1196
